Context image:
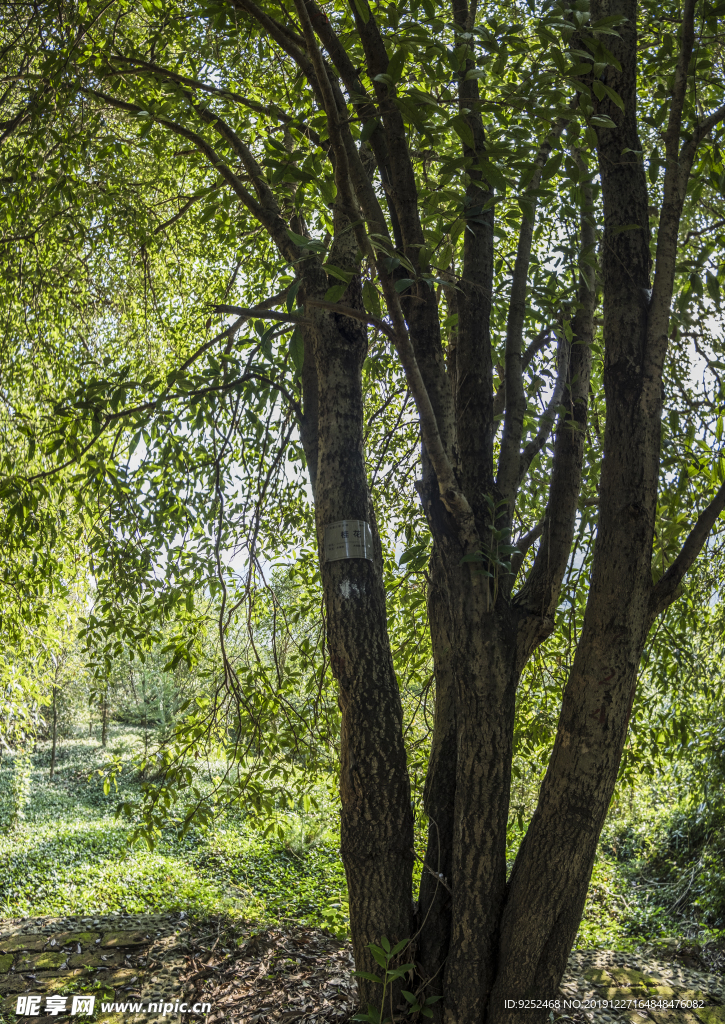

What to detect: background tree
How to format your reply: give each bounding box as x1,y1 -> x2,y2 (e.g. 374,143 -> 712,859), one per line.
2,0 -> 725,1020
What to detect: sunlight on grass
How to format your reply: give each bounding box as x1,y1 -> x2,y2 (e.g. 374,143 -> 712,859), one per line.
0,728 -> 349,933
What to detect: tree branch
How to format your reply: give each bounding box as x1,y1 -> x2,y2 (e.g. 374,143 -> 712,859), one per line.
229,0 -> 323,106
493,329 -> 554,418
311,299 -> 472,544
517,332 -> 570,486
303,0 -> 402,244
81,87 -> 301,265
496,125 -> 567,513
646,0 -> 698,376
452,0 -> 496,507
648,480 -> 725,624
678,103 -> 725,183
291,0 -> 364,241
348,0 -> 455,466
213,304 -> 311,325
510,520 -> 544,578
512,149 -> 596,642
665,0 -> 696,170
105,54 -> 321,141
306,298 -> 393,336
153,186 -> 220,234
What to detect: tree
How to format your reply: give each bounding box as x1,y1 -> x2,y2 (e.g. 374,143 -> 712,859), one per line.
2,0 -> 725,1019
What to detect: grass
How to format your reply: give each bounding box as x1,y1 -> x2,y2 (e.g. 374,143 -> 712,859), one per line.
0,727 -> 348,933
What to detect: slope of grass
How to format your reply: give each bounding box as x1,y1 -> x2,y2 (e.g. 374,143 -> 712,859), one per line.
576,786 -> 725,955
0,728 -> 348,933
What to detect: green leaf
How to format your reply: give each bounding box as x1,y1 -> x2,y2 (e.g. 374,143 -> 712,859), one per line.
394,278 -> 416,293
648,147 -> 661,184
478,159 -> 509,192
286,228 -> 311,247
386,963 -> 415,979
387,48 -> 408,83
286,278 -> 301,312
590,114 -> 617,128
591,13 -> 628,29
706,272 -> 720,303
363,280 -> 382,319
450,114 -> 475,150
324,284 -> 348,303
289,327 -> 304,373
323,264 -> 354,284
360,117 -> 380,143
593,81 -> 625,111
349,0 -> 370,23
353,971 -> 384,984
540,151 -> 563,181
370,945 -> 389,968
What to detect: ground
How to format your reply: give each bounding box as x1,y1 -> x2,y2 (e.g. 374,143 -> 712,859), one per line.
0,912 -> 355,1022
0,732 -> 347,933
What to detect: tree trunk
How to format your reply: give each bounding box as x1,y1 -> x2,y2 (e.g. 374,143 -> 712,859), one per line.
419,145 -> 597,1024
50,687 -> 58,779
298,223 -> 414,1007
101,690 -> 108,748
415,552 -> 456,1016
443,592 -> 518,1022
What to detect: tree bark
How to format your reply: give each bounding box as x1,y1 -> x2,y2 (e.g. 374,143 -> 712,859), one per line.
415,551 -> 456,1017
101,689 -> 108,748
296,217 -> 414,1008
50,685 -> 58,780
442,596 -> 518,1023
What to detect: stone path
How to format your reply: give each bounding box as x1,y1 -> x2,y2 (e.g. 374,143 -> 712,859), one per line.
560,949 -> 725,1024
0,913 -> 189,1022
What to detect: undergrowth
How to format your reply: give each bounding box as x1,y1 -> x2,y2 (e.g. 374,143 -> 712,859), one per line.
0,728 -> 348,934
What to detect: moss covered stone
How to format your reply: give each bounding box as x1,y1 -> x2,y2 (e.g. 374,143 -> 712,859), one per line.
583,967 -> 613,984
694,1009 -> 725,1024
68,951 -> 125,970
0,976 -> 27,995
17,951 -> 67,971
0,934 -> 47,953
101,932 -> 149,948
608,967 -> 654,990
49,932 -> 99,949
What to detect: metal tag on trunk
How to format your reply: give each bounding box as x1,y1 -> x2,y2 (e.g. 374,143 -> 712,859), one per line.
324,520 -> 374,562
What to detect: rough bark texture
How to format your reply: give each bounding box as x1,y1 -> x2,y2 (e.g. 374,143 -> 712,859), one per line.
415,552 -> 456,1012
299,220 -> 414,1008
442,600 -> 517,1023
